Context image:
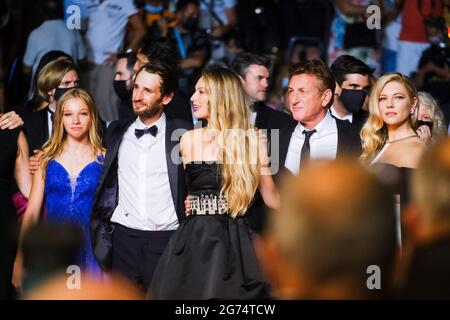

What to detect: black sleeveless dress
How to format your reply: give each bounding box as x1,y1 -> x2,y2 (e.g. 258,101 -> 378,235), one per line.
149,162 -> 269,300
0,128 -> 20,299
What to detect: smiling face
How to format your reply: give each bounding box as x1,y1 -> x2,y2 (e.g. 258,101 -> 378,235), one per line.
378,81 -> 416,128
190,77 -> 210,120
62,98 -> 91,141
132,70 -> 172,121
287,74 -> 331,129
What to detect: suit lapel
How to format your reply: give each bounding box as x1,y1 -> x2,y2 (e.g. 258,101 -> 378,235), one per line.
98,117 -> 136,190
42,108 -> 50,142
278,120 -> 297,168
165,117 -> 180,217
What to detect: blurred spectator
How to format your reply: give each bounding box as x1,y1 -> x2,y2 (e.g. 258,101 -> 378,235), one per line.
279,0 -> 332,61
231,52 -> 291,130
22,0 -> 86,98
330,54 -> 373,132
380,0 -> 402,73
237,0 -> 279,54
198,0 -> 237,63
414,14 -> 450,106
397,0 -> 444,77
136,0 -> 177,38
328,0 -> 379,71
113,49 -> 136,120
167,0 -> 209,96
84,0 -> 145,122
257,159 -> 397,299
415,91 -> 447,144
20,222 -> 83,294
400,137 -> 450,299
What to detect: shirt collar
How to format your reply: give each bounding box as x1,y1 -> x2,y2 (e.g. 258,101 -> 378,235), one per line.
295,111 -> 336,139
330,106 -> 353,123
134,113 -> 166,134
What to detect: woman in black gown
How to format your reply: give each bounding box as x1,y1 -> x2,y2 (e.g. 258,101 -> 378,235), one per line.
149,68 -> 279,299
0,124 -> 31,299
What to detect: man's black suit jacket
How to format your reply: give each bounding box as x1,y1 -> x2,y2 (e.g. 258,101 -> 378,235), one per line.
253,102 -> 291,130
90,114 -> 193,270
276,116 -> 363,173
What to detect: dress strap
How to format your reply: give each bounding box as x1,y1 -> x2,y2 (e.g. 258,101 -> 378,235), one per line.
370,143 -> 390,165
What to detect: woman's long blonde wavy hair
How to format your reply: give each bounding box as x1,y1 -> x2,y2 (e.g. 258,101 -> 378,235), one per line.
39,89 -> 104,179
202,68 -> 260,218
360,72 -> 419,162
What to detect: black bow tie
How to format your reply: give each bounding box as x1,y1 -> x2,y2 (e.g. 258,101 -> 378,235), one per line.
135,125 -> 158,139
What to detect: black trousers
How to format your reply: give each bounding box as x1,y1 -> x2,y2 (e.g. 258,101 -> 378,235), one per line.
111,223 -> 175,292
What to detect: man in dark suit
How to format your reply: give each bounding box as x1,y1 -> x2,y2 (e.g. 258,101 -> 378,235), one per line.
275,60 -> 362,180
329,55 -> 373,133
91,62 -> 193,292
134,37 -> 194,124
231,52 -> 291,130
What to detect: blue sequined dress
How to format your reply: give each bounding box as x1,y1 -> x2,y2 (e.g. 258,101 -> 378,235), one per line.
44,155 -> 104,275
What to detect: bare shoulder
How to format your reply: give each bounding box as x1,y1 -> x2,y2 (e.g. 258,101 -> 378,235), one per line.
401,138 -> 427,168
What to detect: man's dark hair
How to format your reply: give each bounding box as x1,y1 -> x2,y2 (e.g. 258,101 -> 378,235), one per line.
231,52 -> 271,78
139,36 -> 180,71
135,61 -> 178,98
330,55 -> 373,86
41,0 -> 64,20
289,59 -> 336,108
117,49 -> 137,72
176,0 -> 200,12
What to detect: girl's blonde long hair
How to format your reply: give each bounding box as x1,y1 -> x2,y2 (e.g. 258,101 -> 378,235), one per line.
360,72 -> 419,162
202,68 -> 260,218
40,89 -> 104,179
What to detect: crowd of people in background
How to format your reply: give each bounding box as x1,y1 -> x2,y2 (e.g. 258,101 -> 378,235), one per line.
0,0 -> 450,300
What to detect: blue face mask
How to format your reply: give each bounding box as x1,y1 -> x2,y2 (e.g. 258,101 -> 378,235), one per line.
145,4 -> 163,14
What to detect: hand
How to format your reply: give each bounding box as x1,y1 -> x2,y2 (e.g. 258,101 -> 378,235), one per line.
416,125 -> 432,145
29,149 -> 43,175
184,195 -> 191,216
12,254 -> 24,290
0,111 -> 24,129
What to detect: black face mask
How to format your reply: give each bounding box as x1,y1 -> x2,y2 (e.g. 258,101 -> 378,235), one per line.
416,120 -> 434,131
54,86 -> 75,101
339,89 -> 367,113
182,16 -> 199,31
113,80 -> 132,101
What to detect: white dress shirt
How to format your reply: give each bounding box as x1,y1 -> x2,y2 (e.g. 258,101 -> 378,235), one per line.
284,112 -> 338,175
111,114 -> 179,231
47,108 -> 54,137
330,106 -> 353,123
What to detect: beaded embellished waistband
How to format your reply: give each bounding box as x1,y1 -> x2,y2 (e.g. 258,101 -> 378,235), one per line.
188,193 -> 228,215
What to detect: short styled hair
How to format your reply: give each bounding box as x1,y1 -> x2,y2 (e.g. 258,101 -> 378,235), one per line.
330,55 -> 373,86
135,61 -> 178,98
231,52 -> 271,78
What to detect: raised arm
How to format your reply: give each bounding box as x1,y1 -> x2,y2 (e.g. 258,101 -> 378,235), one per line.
14,131 -> 32,198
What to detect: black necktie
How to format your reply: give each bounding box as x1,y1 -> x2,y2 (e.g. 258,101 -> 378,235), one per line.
300,129 -> 317,167
135,125 -> 158,139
